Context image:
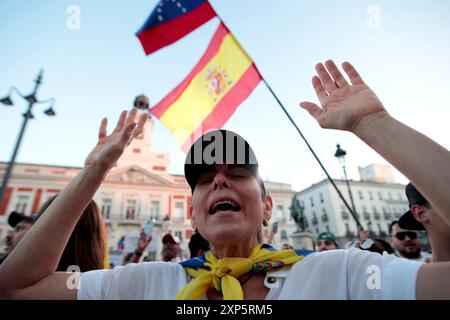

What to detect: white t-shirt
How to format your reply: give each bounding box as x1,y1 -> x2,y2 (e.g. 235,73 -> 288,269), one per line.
77,248 -> 423,300
392,251 -> 432,263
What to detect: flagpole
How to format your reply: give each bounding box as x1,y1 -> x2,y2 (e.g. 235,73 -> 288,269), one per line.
209,5 -> 363,230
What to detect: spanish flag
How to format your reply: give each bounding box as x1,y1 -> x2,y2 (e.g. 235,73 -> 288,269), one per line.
150,22 -> 262,151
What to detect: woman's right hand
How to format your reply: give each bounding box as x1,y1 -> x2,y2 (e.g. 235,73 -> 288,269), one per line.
84,108 -> 147,173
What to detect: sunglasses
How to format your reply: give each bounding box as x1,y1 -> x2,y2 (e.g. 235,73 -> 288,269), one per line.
395,231 -> 418,240
316,239 -> 334,246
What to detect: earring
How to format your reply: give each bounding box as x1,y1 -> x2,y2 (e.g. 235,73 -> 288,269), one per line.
263,220 -> 268,227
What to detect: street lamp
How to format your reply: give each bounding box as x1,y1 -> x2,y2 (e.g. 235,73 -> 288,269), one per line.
334,144 -> 360,234
0,70 -> 56,204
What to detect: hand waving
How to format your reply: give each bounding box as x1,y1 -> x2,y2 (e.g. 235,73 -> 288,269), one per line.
300,60 -> 387,132
84,108 -> 147,172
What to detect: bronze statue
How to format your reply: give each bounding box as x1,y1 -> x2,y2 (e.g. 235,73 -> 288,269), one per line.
290,196 -> 305,232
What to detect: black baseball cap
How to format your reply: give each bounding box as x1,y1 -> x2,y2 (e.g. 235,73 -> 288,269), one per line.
184,130 -> 266,194
8,211 -> 38,228
398,183 -> 427,230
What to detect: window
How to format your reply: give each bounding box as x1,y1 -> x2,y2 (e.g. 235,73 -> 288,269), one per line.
341,206 -> 349,219
326,225 -> 330,232
397,192 -> 402,200
310,197 -> 314,207
315,228 -> 319,234
150,201 -> 161,220
373,206 -> 378,213
358,191 -> 363,200
126,199 -> 137,220
368,191 -> 373,200
319,193 -> 324,203
362,206 -> 367,213
173,202 -> 184,223
101,198 -> 112,219
281,230 -> 288,240
175,231 -> 183,242
15,195 -> 30,213
378,192 -> 383,200
312,211 -> 318,225
388,192 -> 393,200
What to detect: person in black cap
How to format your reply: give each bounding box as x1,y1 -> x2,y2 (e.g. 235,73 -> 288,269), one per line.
0,211 -> 37,265
2,61 -> 450,300
396,183 -> 450,262
188,232 -> 209,258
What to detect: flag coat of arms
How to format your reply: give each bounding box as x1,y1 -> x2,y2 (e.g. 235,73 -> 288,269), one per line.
150,22 -> 262,151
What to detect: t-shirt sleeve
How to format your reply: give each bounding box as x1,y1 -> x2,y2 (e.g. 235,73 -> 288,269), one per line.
77,269 -> 108,300
345,248 -> 423,299
77,262 -> 187,300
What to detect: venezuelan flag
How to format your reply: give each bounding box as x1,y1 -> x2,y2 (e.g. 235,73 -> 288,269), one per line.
150,22 -> 262,151
136,0 -> 216,56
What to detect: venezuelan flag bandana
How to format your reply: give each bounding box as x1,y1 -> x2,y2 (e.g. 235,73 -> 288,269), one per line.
176,243 -> 314,300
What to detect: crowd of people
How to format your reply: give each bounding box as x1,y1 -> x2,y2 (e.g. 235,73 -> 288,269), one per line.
0,60 -> 449,299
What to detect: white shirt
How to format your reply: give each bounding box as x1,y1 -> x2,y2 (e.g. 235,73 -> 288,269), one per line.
77,248 -> 422,300
392,251 -> 432,263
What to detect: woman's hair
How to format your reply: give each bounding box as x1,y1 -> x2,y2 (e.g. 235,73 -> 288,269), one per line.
37,195 -> 105,272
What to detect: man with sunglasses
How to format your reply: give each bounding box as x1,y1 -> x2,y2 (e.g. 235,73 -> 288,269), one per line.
396,183 -> 450,262
315,232 -> 338,252
389,221 -> 431,262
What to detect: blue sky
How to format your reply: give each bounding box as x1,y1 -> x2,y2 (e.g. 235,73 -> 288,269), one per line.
1,0 -> 449,191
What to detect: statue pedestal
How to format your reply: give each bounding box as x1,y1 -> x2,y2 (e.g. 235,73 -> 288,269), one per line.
291,231 -> 315,250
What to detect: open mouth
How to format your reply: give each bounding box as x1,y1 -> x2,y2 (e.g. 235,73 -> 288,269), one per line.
209,200 -> 241,215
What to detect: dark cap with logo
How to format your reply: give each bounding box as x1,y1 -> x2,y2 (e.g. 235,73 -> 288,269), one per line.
8,211 -> 38,228
184,130 -> 265,194
398,183 -> 427,230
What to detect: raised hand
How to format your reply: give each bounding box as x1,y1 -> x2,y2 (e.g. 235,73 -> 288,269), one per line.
137,233 -> 152,252
84,108 -> 147,172
300,60 -> 387,132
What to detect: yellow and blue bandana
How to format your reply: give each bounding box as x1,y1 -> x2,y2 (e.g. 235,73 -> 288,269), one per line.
177,243 -> 314,300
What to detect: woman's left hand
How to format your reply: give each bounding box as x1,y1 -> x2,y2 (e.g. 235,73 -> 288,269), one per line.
84,108 -> 147,173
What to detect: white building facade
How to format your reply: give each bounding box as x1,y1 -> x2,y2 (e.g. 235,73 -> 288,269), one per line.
295,177 -> 409,246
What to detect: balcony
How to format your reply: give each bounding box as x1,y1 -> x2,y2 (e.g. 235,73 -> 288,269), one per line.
363,212 -> 371,220
341,211 -> 349,219
383,212 -> 392,220
311,217 -> 318,225
321,214 -> 329,223
374,212 -> 381,220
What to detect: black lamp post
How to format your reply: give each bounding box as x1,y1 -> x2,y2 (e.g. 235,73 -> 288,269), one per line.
335,144 -> 360,233
0,70 -> 56,204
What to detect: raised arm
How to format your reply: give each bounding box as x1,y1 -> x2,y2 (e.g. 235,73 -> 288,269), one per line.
300,60 -> 450,225
0,108 -> 147,299
300,60 -> 450,299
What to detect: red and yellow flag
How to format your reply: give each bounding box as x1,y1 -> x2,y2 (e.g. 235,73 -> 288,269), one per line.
150,22 -> 262,151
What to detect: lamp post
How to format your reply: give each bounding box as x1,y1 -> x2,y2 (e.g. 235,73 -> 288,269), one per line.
334,144 -> 360,234
0,70 -> 56,204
